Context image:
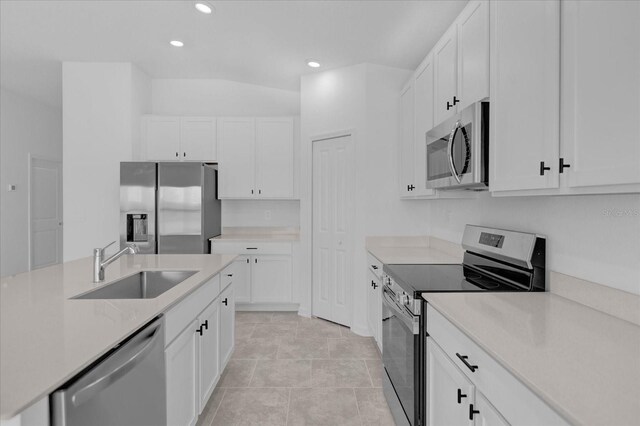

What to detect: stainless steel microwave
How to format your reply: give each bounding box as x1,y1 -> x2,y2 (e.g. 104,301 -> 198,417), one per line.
426,102 -> 489,190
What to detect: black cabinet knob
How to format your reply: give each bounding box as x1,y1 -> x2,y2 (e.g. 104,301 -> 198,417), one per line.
559,157 -> 571,173
222,298 -> 228,306
539,161 -> 551,176
469,404 -> 480,420
457,389 -> 467,404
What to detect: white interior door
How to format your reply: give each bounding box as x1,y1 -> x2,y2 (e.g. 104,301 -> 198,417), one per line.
312,134 -> 354,327
30,157 -> 62,270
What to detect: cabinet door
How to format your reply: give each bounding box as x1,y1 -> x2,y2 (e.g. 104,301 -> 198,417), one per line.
219,284 -> 235,370
255,118 -> 294,198
251,255 -> 292,303
414,56 -> 436,197
474,391 -> 510,426
399,82 -> 416,197
144,116 -> 181,161
197,300 -> 220,414
366,269 -> 378,340
426,340 -> 474,426
434,25 -> 458,126
490,0 -> 560,192
181,117 -> 217,161
166,319 -> 198,426
218,118 -> 256,198
561,0 -> 640,188
233,256 -> 252,303
457,0 -> 489,111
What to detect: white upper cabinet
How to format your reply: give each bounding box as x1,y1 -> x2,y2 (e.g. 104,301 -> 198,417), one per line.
180,117 -> 217,161
413,55 -> 436,198
218,117 -> 296,199
433,25 -> 458,126
255,117 -> 294,198
434,0 -> 489,127
560,0 -> 640,189
457,0 -> 490,112
142,116 -> 217,161
490,0 -> 560,192
218,117 -> 256,198
399,82 -> 416,198
143,116 -> 181,161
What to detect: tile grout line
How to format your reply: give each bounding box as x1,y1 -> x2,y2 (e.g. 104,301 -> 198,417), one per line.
364,358 -> 375,387
206,388 -> 226,426
284,387 -> 292,426
353,387 -> 365,426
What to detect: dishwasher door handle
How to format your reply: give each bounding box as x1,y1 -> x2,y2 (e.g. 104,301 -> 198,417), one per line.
69,317 -> 164,407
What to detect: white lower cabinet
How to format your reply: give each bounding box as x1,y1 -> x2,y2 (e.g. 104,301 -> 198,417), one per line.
426,305 -> 568,426
219,283 -> 235,369
426,340 -> 474,426
166,319 -> 199,426
197,301 -> 220,414
233,256 -> 251,303
165,270 -> 235,426
252,255 -> 292,303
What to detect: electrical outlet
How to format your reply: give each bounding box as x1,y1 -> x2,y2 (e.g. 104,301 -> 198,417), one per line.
6,184 -> 16,192
264,210 -> 272,221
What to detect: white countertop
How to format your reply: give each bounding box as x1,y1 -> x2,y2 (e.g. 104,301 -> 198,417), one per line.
367,246 -> 461,264
0,254 -> 236,420
423,292 -> 640,426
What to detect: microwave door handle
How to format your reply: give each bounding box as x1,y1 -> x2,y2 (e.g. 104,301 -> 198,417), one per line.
448,121 -> 462,184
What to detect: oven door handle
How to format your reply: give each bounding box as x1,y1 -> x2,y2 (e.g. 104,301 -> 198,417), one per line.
447,121 -> 462,184
382,287 -> 419,335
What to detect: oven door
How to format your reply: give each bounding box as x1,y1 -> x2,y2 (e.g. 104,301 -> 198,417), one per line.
382,286 -> 419,426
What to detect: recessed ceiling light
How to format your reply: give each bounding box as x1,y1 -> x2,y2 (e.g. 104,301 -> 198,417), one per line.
195,2 -> 213,14
170,40 -> 184,47
307,60 -> 320,68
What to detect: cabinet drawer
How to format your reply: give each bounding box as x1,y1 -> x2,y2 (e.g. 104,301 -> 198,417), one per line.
210,241 -> 292,255
221,263 -> 235,290
165,274 -> 220,346
427,305 -> 568,426
367,252 -> 383,279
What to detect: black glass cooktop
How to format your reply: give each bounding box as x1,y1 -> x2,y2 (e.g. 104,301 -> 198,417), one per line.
383,263 -> 523,296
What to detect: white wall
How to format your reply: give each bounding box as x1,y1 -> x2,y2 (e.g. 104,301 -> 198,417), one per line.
427,193 -> 640,295
63,63 -> 150,261
300,63 -> 427,331
0,87 -> 62,277
151,78 -> 300,116
222,200 -> 300,228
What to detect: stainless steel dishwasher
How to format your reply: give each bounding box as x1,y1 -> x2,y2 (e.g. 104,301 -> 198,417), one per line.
51,316 -> 166,426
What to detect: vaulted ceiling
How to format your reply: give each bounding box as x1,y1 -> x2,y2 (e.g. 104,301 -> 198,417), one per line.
0,0 -> 467,107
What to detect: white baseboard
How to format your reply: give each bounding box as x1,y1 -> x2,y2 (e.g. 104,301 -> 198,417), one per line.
349,324 -> 372,337
297,308 -> 311,318
236,302 -> 299,312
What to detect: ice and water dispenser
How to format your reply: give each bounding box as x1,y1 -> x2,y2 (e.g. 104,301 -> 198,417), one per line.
126,213 -> 149,243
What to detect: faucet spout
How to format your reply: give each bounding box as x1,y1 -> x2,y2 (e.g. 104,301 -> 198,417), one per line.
93,242 -> 138,283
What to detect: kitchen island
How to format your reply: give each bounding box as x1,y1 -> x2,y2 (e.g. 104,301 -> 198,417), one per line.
0,253 -> 236,421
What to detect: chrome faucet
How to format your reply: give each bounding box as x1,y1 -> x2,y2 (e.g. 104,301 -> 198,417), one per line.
93,241 -> 138,283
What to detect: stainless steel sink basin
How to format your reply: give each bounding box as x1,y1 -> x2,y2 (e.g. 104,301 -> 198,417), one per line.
74,270 -> 198,300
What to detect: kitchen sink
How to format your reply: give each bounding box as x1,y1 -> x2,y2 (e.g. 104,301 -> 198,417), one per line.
74,270 -> 198,300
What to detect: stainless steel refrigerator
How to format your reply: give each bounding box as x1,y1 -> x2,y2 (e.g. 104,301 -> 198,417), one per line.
120,162 -> 221,254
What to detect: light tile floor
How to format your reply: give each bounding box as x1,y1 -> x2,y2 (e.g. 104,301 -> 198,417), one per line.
196,311 -> 396,426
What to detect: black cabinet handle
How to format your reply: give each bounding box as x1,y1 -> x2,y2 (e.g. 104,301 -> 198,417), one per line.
183,152 -> 186,157
539,161 -> 551,176
196,326 -> 203,335
456,353 -> 478,372
457,389 -> 467,404
559,157 -> 571,173
222,298 -> 228,306
447,101 -> 453,111
371,265 -> 378,270
251,189 -> 254,194
226,274 -> 233,277
246,258 -> 249,263
409,185 -> 415,191
202,320 -> 208,330
371,280 -> 378,289
255,258 -> 257,263
469,404 -> 480,420
175,152 -> 179,158
258,189 -> 262,194
246,247 -> 258,250
407,184 -> 411,191
453,96 -> 460,105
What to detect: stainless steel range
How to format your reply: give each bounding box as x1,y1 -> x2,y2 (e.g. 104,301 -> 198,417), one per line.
381,225 -> 546,426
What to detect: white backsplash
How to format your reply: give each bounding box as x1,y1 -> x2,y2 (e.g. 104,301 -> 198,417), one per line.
221,200 -> 300,228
